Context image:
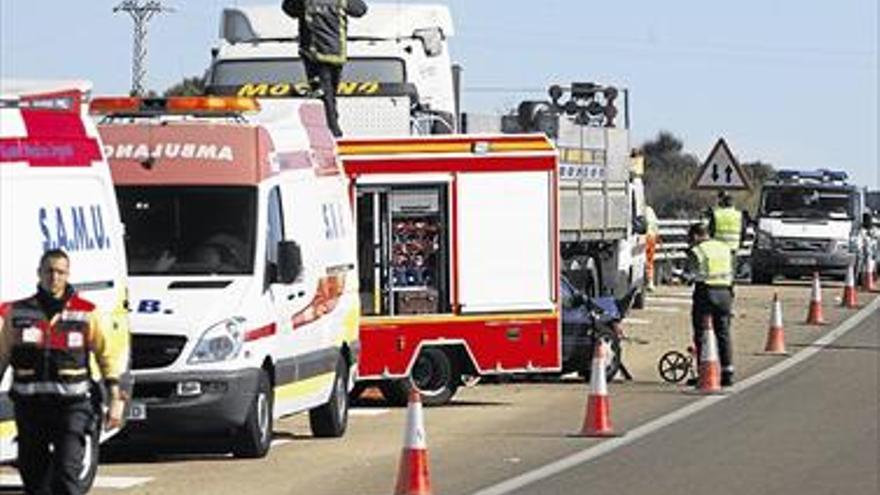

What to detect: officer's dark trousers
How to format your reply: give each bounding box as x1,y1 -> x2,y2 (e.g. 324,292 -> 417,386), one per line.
691,284 -> 734,376
304,57 -> 343,137
13,398 -> 94,495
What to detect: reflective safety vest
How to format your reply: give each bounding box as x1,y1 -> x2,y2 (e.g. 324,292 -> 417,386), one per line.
713,207 -> 742,250
645,206 -> 659,236
692,239 -> 734,287
4,293 -> 114,399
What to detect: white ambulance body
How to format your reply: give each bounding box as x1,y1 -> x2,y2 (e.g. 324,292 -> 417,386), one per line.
0,80 -> 132,487
94,96 -> 359,458
207,3 -> 456,136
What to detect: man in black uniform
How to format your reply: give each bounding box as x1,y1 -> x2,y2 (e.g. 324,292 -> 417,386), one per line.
283,0 -> 368,137
0,249 -> 125,495
683,223 -> 736,387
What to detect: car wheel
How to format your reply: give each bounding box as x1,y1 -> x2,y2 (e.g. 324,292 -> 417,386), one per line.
232,369 -> 273,458
309,356 -> 350,438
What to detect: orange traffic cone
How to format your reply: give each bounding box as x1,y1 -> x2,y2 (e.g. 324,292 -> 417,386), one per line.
805,272 -> 826,325
695,315 -> 723,393
762,293 -> 788,355
576,341 -> 618,437
841,264 -> 858,309
863,257 -> 877,292
394,388 -> 432,495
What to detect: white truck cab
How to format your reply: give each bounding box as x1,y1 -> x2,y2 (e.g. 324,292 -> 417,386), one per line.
93,96 -> 359,458
751,169 -> 863,283
207,3 -> 457,136
0,80 -> 132,490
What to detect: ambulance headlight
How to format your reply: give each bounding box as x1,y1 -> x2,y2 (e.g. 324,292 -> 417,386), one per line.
189,317 -> 245,364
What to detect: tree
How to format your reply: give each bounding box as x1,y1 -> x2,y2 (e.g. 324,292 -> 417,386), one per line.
638,132 -> 774,219
163,76 -> 206,97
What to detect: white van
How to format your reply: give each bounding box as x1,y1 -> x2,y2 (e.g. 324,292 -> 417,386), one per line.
0,80 -> 132,489
93,96 -> 359,458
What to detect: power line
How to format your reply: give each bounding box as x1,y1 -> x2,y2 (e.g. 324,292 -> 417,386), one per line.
114,1 -> 175,96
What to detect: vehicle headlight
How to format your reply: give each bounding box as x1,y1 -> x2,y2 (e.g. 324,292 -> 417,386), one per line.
756,230 -> 773,248
831,239 -> 850,252
188,317 -> 245,364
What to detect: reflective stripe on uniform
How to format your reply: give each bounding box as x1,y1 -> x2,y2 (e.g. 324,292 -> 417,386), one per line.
12,380 -> 90,397
693,239 -> 734,287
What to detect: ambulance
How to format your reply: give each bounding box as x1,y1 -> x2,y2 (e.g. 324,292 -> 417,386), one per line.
93,96 -> 359,458
0,80 -> 132,490
338,134 -> 561,405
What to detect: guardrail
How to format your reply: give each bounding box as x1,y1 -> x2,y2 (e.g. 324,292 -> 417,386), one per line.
654,218 -> 753,283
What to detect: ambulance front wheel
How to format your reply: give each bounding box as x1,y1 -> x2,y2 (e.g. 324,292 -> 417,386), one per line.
75,412 -> 101,493
231,369 -> 273,458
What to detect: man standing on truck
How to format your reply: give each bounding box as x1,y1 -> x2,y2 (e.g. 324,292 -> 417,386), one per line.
282,0 -> 368,137
683,223 -> 736,387
0,250 -> 125,495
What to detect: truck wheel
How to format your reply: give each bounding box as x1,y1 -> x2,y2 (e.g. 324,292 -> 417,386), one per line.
632,289 -> 646,310
380,348 -> 460,407
751,269 -> 773,285
309,356 -> 350,438
232,369 -> 273,458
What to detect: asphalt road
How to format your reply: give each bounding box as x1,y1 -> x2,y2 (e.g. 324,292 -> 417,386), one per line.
486,296 -> 880,495
1,283 -> 877,494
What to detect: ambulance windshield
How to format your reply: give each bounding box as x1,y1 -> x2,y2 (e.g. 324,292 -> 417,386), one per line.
117,186 -> 257,276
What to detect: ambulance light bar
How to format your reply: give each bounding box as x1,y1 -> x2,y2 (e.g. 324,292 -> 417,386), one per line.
90,96 -> 260,116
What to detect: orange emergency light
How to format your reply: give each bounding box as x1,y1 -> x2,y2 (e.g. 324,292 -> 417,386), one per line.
90,96 -> 260,116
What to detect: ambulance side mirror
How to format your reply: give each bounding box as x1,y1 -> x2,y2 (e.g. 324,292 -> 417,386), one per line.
277,240 -> 303,284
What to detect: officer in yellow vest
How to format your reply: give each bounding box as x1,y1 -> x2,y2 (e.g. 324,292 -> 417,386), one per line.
709,191 -> 743,251
685,223 -> 735,386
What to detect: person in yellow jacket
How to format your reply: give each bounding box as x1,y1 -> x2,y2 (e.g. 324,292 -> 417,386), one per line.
709,191 -> 744,252
683,223 -> 735,387
644,205 -> 660,291
0,249 -> 125,495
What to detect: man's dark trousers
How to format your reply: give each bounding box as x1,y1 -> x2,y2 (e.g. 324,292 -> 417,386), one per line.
691,284 -> 734,375
304,57 -> 343,137
14,398 -> 94,495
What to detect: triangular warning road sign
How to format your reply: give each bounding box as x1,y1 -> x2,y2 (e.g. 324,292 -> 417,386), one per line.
691,138 -> 751,191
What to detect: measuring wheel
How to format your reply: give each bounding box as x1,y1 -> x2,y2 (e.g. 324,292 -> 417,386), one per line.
658,350 -> 692,383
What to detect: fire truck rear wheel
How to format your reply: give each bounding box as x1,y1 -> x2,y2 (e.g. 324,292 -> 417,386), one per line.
232,369 -> 273,458
380,348 -> 460,407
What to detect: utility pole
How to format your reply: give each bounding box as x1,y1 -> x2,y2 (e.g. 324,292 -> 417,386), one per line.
114,1 -> 174,96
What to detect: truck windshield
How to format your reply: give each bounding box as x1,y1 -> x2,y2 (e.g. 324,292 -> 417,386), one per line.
210,58 -> 406,86
117,186 -> 257,276
760,187 -> 854,220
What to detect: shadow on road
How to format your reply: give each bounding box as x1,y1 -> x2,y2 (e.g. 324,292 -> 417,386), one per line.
788,342 -> 880,353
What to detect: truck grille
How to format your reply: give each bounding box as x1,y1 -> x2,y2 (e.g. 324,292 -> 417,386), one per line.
131,334 -> 187,370
777,238 -> 830,253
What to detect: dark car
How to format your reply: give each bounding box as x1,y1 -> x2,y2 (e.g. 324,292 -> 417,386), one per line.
561,275 -> 624,380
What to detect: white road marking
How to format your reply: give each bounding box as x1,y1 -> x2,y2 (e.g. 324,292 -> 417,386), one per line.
641,306 -> 681,313
350,408 -> 390,417
622,318 -> 651,325
646,297 -> 692,305
271,438 -> 292,447
470,297 -> 880,495
0,474 -> 153,490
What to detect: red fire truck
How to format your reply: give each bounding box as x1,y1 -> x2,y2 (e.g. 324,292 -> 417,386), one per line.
338,134 -> 560,405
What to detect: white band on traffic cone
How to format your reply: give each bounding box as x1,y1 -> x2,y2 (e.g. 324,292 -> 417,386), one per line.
404,391 -> 427,450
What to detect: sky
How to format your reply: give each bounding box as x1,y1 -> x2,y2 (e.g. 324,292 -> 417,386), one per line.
1,0 -> 877,188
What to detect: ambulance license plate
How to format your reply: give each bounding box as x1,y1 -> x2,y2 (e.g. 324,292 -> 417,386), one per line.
127,402 -> 147,421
